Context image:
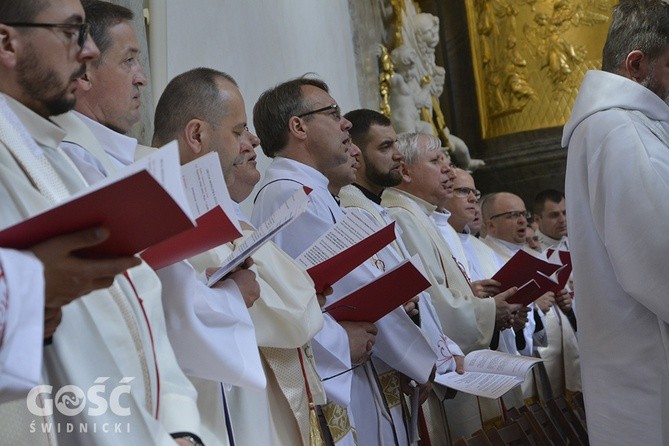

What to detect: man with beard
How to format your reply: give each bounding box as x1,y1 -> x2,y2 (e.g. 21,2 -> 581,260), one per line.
338,109 -> 465,445
381,132 -> 520,441
252,79 -> 436,446
563,0 -> 669,443
0,1 -> 205,444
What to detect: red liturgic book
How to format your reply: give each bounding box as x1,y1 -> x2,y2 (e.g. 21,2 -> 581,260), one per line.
296,210 -> 397,293
492,250 -> 563,306
325,254 -> 430,323
0,142 -> 196,258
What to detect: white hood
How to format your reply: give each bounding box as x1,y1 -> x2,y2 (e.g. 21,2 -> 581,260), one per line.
562,70 -> 669,147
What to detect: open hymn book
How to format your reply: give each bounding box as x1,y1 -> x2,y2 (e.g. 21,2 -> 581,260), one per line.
206,187 -> 312,286
0,141 -> 203,257
141,151 -> 242,269
492,250 -> 570,306
434,350 -> 543,399
295,209 -> 397,293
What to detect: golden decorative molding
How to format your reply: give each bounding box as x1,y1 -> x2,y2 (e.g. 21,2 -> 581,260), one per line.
465,0 -> 615,139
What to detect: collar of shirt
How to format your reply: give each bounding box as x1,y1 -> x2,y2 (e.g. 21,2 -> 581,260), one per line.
384,187 -> 437,216
486,235 -> 523,256
352,183 -> 382,205
431,209 -> 452,227
3,93 -> 66,155
73,111 -> 137,169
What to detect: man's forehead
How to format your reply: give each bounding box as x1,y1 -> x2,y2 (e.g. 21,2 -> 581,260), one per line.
39,0 -> 85,21
301,85 -> 334,105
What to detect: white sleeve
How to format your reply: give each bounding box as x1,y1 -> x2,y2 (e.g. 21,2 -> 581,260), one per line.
156,261 -> 265,389
0,249 -> 45,403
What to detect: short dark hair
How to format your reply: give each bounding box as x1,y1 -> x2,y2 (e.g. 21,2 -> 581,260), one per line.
602,0 -> 669,73
0,0 -> 49,23
81,0 -> 133,67
344,109 -> 392,150
533,189 -> 564,216
153,67 -> 237,146
252,76 -> 329,158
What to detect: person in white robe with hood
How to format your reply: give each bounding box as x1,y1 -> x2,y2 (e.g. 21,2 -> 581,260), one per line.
563,0 -> 669,444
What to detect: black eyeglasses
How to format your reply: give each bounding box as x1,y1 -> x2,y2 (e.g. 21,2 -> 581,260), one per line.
5,22 -> 90,49
453,187 -> 481,200
489,210 -> 531,220
296,104 -> 341,120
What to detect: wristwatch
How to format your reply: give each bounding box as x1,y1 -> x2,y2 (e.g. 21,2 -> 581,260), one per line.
172,432 -> 204,446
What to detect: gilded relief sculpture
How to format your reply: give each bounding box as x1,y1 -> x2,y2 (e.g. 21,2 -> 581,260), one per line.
466,0 -> 615,139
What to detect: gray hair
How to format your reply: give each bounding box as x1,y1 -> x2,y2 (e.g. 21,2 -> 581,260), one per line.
396,132 -> 441,165
602,0 -> 669,73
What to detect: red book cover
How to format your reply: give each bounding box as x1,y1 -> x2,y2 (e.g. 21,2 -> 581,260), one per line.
307,222 -> 396,293
492,250 -> 561,292
507,280 -> 543,306
141,206 -> 242,270
0,171 -> 195,258
325,255 -> 430,323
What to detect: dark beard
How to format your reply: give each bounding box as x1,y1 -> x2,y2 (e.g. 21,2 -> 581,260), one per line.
16,44 -> 83,116
364,156 -> 402,187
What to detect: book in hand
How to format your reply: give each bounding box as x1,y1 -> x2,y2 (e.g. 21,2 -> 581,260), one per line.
206,187 -> 312,286
323,254 -> 430,323
295,209 -> 397,293
491,250 -> 563,306
0,141 -> 197,258
141,152 -> 242,270
544,246 -> 572,293
434,350 -> 543,399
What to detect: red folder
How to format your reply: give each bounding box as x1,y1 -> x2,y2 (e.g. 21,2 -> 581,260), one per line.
141,206 -> 242,270
325,256 -> 430,323
307,222 -> 396,293
492,250 -> 562,305
0,171 -> 195,258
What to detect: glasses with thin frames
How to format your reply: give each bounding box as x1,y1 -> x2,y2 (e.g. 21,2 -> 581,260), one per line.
5,22 -> 90,49
296,104 -> 341,120
453,187 -> 481,200
489,210 -> 531,220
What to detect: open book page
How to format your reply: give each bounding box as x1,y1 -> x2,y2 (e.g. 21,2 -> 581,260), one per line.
434,350 -> 542,399
140,152 -> 243,270
295,209 -> 396,292
0,141 -> 197,257
324,254 -> 430,322
206,187 -> 311,286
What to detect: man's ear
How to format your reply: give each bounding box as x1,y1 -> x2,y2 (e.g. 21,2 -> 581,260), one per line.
183,119 -> 206,155
287,116 -> 308,142
625,50 -> 648,83
400,161 -> 412,183
0,25 -> 18,68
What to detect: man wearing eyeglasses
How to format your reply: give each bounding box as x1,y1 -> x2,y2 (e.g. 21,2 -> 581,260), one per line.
481,192 -> 578,403
381,132 -> 521,441
0,0 -> 208,445
253,78 -> 442,446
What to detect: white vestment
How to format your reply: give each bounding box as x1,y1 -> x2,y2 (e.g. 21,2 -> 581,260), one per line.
0,94 -> 202,445
563,69 -> 669,446
189,203 -> 327,446
252,157 -> 436,446
0,249 -> 44,403
381,187 -> 497,441
340,185 -> 465,443
55,110 -> 268,446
